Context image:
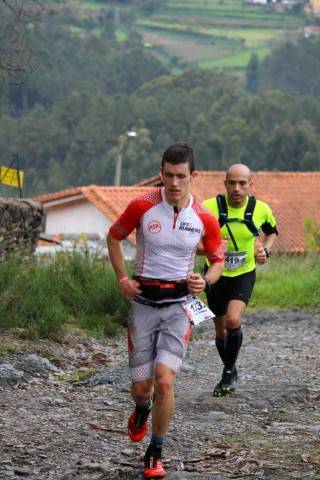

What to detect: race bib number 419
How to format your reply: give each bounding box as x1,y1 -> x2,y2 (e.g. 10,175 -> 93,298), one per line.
225,251 -> 247,271
182,297 -> 215,326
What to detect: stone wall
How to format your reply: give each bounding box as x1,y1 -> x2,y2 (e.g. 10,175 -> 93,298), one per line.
0,198 -> 43,258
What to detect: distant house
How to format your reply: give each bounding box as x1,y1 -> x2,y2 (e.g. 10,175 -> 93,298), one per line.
245,0 -> 300,7
301,25 -> 320,38
244,0 -> 270,5
34,172 -> 320,256
307,0 -> 320,16
34,185 -> 155,259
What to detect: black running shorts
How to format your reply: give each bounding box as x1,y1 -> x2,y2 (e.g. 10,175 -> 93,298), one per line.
205,269 -> 256,317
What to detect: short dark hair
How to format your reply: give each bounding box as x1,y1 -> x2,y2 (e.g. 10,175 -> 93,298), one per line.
161,142 -> 195,173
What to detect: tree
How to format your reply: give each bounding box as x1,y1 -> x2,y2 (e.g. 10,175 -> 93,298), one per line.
260,37 -> 320,98
0,0 -> 61,82
266,120 -> 320,171
190,113 -> 212,168
246,53 -> 259,93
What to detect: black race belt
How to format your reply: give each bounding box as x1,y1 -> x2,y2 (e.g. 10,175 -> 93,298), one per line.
133,276 -> 189,301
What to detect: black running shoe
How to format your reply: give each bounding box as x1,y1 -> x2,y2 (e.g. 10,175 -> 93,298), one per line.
213,367 -> 238,397
221,366 -> 238,394
212,379 -> 224,397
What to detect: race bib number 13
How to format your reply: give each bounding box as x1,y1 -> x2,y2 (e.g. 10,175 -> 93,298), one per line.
182,297 -> 215,326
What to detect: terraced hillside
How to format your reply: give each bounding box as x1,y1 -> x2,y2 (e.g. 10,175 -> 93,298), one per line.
134,0 -> 305,72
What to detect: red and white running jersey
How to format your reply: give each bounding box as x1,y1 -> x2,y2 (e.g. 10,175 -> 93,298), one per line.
109,187 -> 223,280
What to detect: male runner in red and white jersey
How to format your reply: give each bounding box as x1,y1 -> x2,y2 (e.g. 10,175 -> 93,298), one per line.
107,142 -> 224,479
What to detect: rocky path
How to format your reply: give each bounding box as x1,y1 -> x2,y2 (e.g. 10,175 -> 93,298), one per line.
0,310 -> 319,479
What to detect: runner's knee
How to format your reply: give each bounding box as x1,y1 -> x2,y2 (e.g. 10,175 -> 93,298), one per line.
131,379 -> 153,404
225,313 -> 241,329
154,377 -> 174,400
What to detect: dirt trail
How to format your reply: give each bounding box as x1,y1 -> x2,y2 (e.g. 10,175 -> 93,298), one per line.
0,310 -> 319,479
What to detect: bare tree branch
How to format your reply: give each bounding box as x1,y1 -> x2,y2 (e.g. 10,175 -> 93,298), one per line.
0,0 -> 63,83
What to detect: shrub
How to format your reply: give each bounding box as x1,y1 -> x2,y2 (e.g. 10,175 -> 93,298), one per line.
0,261 -> 67,338
304,217 -> 320,253
50,252 -> 129,324
78,313 -> 122,338
0,252 -> 129,338
250,254 -> 320,310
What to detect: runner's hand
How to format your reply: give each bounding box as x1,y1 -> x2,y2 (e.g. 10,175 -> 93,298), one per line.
221,238 -> 229,253
187,273 -> 206,295
119,277 -> 142,299
255,246 -> 267,265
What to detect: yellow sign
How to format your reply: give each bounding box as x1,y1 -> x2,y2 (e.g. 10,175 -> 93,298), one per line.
0,166 -> 24,188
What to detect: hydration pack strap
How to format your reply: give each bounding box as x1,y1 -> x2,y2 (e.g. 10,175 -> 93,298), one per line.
216,194 -> 259,251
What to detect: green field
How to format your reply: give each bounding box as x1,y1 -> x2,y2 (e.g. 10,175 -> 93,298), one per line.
134,0 -> 305,73
76,0 -> 305,74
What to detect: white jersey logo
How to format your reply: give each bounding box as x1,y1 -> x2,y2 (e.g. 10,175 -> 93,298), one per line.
148,220 -> 161,234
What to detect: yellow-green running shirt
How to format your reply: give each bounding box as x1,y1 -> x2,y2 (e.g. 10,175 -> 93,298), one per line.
203,196 -> 277,277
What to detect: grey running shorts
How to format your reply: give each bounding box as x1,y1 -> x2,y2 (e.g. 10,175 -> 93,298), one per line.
127,299 -> 192,382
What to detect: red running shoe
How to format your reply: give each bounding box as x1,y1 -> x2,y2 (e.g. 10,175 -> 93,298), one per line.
128,409 -> 149,442
144,457 -> 166,479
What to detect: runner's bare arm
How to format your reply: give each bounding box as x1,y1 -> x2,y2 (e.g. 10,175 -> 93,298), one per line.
204,260 -> 224,285
187,258 -> 224,295
197,238 -> 228,256
255,233 -> 277,265
263,232 -> 277,252
106,234 -> 141,299
106,233 -> 127,281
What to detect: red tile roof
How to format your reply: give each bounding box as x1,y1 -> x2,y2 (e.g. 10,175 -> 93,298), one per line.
35,172 -> 320,254
136,171 -> 320,253
34,187 -> 83,203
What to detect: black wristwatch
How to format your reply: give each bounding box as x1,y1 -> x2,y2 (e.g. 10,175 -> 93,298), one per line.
264,247 -> 271,258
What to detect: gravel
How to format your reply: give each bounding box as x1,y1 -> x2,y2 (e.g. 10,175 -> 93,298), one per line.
0,310 -> 319,479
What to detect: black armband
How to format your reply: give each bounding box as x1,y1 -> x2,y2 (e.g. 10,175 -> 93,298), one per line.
261,222 -> 278,235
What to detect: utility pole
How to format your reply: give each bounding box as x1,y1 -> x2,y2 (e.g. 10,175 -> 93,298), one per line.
114,130 -> 137,186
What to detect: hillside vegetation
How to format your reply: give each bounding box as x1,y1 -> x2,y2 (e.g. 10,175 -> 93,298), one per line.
1,0 -> 320,195
120,0 -> 305,73
0,253 -> 319,339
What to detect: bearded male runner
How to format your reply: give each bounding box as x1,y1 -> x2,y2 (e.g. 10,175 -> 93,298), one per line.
203,164 -> 278,397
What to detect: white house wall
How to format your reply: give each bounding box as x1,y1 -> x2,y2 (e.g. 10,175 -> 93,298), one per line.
45,200 -> 110,237
43,199 -> 136,260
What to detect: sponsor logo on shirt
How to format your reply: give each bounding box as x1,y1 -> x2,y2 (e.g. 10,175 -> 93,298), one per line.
148,220 -> 161,234
179,221 -> 201,234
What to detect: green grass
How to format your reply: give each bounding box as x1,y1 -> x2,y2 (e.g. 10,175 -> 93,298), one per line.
159,0 -> 303,24
137,19 -> 289,46
250,254 -> 320,310
135,0 -> 305,73
198,47 -> 269,68
0,253 -> 317,340
154,13 -> 297,30
115,28 -> 128,42
0,342 -> 23,356
0,253 -> 129,339
80,1 -> 105,11
71,0 -> 305,73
